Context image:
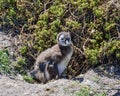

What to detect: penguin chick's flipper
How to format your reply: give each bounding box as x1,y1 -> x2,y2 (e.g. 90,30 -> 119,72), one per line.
46,63 -> 59,80
39,63 -> 46,72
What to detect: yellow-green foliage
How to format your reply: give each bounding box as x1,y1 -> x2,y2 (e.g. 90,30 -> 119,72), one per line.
85,40 -> 120,65
14,57 -> 27,74
20,46 -> 28,55
76,87 -> 90,96
85,49 -> 99,64
22,75 -> 34,83
0,49 -> 10,74
66,19 -> 81,29
76,87 -> 106,96
100,40 -> 120,57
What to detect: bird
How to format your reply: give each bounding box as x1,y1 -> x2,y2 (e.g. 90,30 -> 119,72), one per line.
31,32 -> 73,83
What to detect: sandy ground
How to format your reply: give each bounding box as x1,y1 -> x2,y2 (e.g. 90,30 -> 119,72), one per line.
0,75 -> 82,96
0,69 -> 120,96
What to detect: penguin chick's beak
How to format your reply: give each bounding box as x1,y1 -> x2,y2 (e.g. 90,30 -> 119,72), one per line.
65,40 -> 70,45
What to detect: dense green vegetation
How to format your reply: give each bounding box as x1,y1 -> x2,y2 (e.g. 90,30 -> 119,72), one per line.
0,49 -> 10,74
0,0 -> 120,78
76,87 -> 106,96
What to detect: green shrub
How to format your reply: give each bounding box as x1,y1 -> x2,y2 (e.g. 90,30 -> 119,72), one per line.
99,40 -> 120,57
76,87 -> 106,96
14,57 -> 27,74
76,87 -> 90,96
20,46 -> 28,55
0,49 -> 10,74
94,93 -> 106,96
85,49 -> 99,64
22,75 -> 34,83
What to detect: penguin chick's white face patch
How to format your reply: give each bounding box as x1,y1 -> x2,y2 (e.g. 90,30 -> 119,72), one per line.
59,34 -> 64,41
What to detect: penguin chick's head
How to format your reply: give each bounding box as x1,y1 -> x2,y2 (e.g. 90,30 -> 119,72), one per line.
57,32 -> 72,46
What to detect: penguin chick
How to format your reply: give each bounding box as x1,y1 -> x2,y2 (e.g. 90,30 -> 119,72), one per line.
31,32 -> 73,83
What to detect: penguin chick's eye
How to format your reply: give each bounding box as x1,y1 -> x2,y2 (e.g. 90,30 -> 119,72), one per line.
61,38 -> 64,41
59,34 -> 65,41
